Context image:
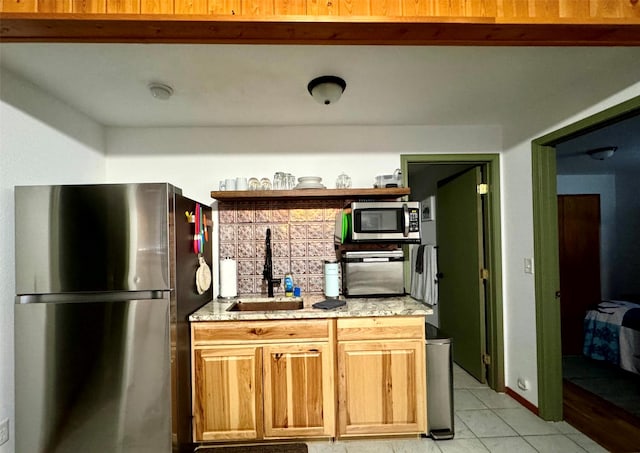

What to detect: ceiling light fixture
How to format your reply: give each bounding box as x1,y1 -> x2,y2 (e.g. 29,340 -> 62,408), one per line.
586,146 -> 617,160
307,76 -> 346,105
148,82 -> 174,100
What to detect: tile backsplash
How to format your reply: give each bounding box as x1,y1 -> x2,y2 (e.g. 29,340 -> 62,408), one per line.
218,199 -> 343,295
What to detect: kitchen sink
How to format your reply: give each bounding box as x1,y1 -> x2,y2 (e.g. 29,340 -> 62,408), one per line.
226,297 -> 304,312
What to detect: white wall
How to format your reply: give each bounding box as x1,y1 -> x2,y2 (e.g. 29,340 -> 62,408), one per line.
614,171 -> 640,298
501,81 -> 640,406
105,125 -> 502,202
0,68 -> 106,453
557,174 -> 616,299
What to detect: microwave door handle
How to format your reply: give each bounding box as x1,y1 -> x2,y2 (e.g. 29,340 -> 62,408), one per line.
403,203 -> 409,237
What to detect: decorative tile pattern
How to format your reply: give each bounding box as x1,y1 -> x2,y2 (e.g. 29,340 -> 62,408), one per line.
218,205 -> 236,223
219,224 -> 236,242
271,208 -> 289,223
308,259 -> 324,274
237,277 -> 255,294
291,241 -> 307,257
218,199 -> 343,295
308,241 -> 326,257
237,241 -> 255,258
308,223 -> 324,239
219,242 -> 236,259
237,224 -> 254,241
255,202 -> 270,223
237,260 -> 255,276
273,241 -> 290,257
290,224 -> 307,240
291,259 -> 307,275
236,202 -> 255,223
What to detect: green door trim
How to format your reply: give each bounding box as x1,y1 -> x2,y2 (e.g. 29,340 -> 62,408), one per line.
401,153 -> 504,391
532,95 -> 640,421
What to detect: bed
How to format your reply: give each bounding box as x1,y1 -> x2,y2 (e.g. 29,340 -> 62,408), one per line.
583,300 -> 640,375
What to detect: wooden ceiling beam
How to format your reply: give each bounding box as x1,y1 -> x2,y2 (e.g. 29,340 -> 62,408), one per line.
1,14 -> 640,45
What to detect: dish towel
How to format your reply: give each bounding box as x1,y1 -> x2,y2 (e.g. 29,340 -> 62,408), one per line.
410,244 -> 438,305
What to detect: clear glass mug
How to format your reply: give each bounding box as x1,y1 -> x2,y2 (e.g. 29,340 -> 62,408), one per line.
260,178 -> 272,190
336,173 -> 352,189
286,173 -> 295,189
273,172 -> 285,190
248,177 -> 260,190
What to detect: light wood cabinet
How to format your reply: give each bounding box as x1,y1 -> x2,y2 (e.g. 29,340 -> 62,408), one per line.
191,320 -> 335,442
192,346 -> 263,441
336,317 -> 426,437
263,343 -> 335,438
191,315 -> 427,443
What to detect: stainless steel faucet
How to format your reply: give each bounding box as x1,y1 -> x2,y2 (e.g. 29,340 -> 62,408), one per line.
263,228 -> 280,297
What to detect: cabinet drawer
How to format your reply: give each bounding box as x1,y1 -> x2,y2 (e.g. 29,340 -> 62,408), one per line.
337,316 -> 424,341
193,319 -> 330,345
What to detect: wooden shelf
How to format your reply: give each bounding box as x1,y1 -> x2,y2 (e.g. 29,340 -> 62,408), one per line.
210,187 -> 410,201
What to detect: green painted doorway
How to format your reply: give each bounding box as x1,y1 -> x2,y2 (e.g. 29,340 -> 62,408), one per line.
402,153 -> 504,392
532,95 -> 640,421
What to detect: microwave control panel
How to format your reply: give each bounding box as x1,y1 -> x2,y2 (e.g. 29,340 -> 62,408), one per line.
409,207 -> 420,232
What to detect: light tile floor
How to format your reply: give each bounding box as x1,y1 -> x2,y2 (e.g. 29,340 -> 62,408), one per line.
307,364 -> 608,453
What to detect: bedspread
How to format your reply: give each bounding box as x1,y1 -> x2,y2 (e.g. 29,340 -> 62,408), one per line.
583,300 -> 640,374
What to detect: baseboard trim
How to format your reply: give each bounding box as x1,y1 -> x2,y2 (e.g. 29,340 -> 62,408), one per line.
505,387 -> 539,416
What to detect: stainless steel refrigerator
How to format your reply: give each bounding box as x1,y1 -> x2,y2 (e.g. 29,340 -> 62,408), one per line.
14,183 -> 213,453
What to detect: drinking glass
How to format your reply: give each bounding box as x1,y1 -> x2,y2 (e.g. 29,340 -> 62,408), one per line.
273,172 -> 285,190
260,178 -> 272,190
248,177 -> 260,190
336,173 -> 352,189
286,173 -> 295,189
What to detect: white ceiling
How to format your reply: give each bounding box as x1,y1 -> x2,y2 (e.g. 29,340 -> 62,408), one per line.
1,44 -> 640,128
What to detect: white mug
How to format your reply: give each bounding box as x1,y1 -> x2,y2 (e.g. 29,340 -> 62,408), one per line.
225,178 -> 236,191
236,177 -> 248,190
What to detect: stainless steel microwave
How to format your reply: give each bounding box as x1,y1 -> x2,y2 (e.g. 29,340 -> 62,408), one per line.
348,201 -> 421,243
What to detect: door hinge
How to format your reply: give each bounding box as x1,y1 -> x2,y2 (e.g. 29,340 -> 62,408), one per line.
477,183 -> 489,195
480,268 -> 489,280
483,354 -> 491,365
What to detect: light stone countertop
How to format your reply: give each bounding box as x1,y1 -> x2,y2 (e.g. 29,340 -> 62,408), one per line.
189,294 -> 433,321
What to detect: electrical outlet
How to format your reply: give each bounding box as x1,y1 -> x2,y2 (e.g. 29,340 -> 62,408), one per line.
0,418 -> 9,446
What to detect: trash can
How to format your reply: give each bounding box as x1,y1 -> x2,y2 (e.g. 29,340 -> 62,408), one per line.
424,322 -> 454,440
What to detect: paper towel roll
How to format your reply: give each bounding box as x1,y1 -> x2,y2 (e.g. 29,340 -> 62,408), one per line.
219,258 -> 237,298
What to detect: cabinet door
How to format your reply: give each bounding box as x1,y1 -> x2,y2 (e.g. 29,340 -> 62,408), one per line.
192,346 -> 263,441
337,340 -> 425,437
263,343 -> 335,438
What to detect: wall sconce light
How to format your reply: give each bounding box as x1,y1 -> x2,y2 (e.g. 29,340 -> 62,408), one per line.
148,82 -> 174,100
586,146 -> 617,160
307,76 -> 346,105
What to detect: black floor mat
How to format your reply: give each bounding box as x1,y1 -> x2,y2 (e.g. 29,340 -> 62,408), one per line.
195,443 -> 307,453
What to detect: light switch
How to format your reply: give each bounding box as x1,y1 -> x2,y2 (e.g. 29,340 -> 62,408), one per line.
524,258 -> 534,274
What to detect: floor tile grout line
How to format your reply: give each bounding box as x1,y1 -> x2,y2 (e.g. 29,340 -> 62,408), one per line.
519,434 -> 543,453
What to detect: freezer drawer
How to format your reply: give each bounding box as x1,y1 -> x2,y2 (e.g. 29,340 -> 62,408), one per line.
15,298 -> 172,453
